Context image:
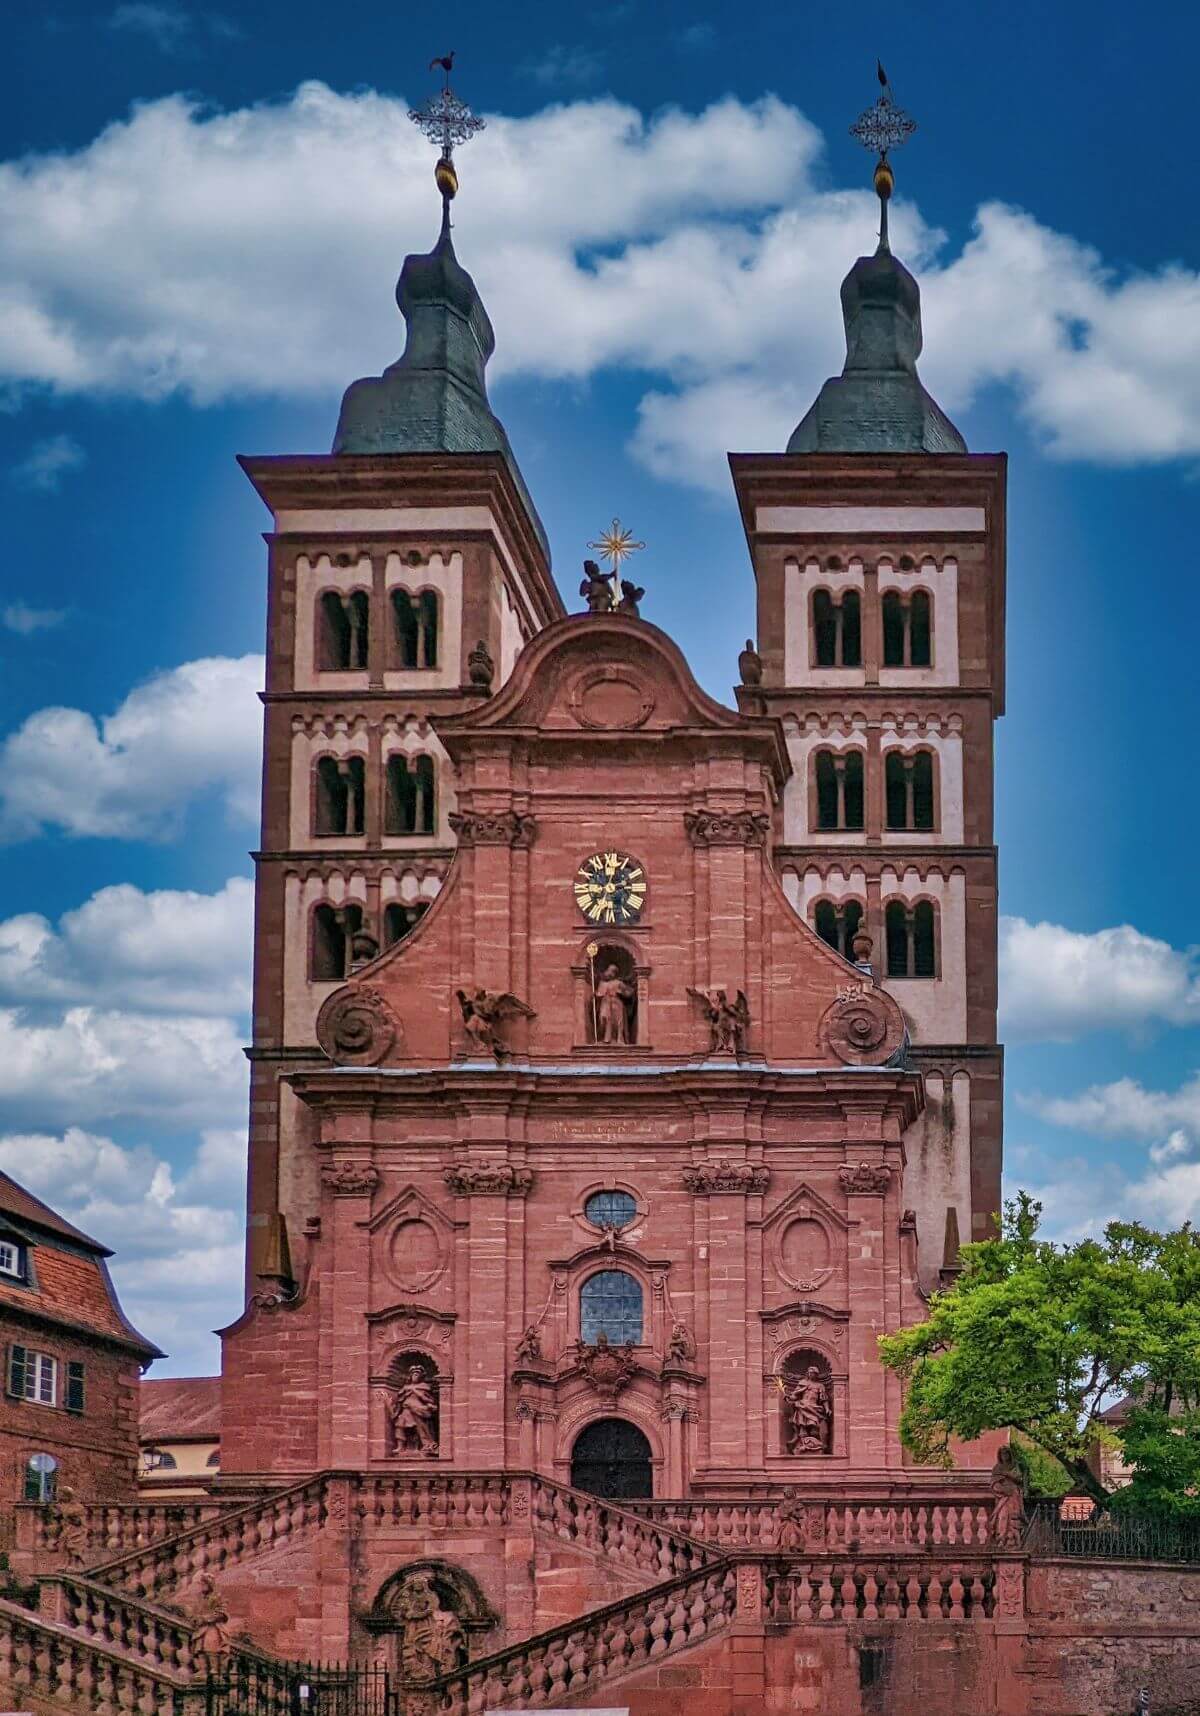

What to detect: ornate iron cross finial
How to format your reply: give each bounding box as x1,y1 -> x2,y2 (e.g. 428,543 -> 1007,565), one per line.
587,518 -> 645,572
408,55 -> 485,197
849,63 -> 916,252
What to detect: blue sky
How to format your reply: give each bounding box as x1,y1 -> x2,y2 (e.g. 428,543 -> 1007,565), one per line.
1,0 -> 1198,1373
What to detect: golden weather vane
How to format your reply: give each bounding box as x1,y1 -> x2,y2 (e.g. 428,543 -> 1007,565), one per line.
586,517 -> 645,573
848,61 -> 917,252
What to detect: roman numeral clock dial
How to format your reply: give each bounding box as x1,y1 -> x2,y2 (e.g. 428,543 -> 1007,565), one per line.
574,851 -> 647,926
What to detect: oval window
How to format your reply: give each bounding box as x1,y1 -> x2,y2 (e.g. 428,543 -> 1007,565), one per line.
584,1190 -> 637,1230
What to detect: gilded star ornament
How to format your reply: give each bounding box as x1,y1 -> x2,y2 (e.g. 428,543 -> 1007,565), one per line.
587,518 -> 645,572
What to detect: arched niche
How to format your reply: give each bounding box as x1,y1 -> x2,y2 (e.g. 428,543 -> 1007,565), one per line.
362,1560 -> 497,1677
571,934 -> 650,1050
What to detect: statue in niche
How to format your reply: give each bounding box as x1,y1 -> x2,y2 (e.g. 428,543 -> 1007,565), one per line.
783,1361 -> 832,1455
387,1363 -> 440,1458
687,987 -> 750,1056
395,1571 -> 466,1683
579,560 -> 616,613
593,961 -> 637,1044
989,1445 -> 1027,1547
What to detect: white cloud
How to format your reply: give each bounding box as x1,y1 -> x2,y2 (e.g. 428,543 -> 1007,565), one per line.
0,875 -> 252,1013
0,654 -> 263,842
1017,1143 -> 1200,1241
1025,1072 -> 1200,1144
523,44 -> 606,87
2,85 -> 1200,487
2,602 -> 66,634
109,4 -> 191,51
9,433 -> 85,491
999,915 -> 1200,1042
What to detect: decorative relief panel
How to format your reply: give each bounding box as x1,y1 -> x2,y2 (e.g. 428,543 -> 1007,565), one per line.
447,811 -> 536,849
321,1162 -> 380,1197
683,809 -> 771,848
443,1163 -> 533,1196
776,1216 -> 832,1293
388,1217 -> 445,1294
568,668 -> 655,730
682,1160 -> 770,1195
818,982 -> 905,1066
839,1161 -> 893,1195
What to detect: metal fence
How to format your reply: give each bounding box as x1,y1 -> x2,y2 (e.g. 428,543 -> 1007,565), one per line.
172,1658 -> 398,1716
1023,1501 -> 1200,1563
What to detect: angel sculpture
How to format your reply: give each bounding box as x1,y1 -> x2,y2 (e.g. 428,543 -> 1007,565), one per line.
455,987 -> 536,1060
579,559 -> 616,613
687,987 -> 750,1056
616,579 -> 645,617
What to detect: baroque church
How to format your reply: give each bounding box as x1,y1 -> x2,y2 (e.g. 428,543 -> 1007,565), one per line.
6,73 -> 1191,1716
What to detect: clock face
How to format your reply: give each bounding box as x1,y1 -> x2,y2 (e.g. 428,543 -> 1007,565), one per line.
574,851 -> 647,926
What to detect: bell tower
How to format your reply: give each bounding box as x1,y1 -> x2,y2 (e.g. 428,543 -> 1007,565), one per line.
732,75 -> 1005,1280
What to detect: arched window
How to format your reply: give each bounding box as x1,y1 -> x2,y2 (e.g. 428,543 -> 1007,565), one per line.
815,750 -> 864,831
23,1453 -> 57,1504
310,902 -> 362,983
885,899 -> 937,978
882,589 -> 933,667
313,755 -> 365,837
580,1270 -> 643,1345
570,1418 -> 652,1500
383,900 -> 431,948
205,1450 -> 221,1469
813,898 -> 864,959
138,1447 -> 177,1474
316,590 -> 370,671
584,1189 -> 637,1231
884,750 -> 935,831
812,589 -> 862,668
385,756 -> 436,836
392,590 -> 439,670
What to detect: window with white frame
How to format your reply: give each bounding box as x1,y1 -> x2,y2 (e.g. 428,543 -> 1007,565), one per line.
0,1240 -> 23,1278
7,1345 -> 57,1406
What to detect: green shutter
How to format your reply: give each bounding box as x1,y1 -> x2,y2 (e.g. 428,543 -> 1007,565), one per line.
65,1362 -> 85,1414
7,1344 -> 27,1399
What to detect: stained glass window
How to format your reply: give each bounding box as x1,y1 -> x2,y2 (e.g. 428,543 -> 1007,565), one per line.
584,1190 -> 636,1230
580,1270 -> 643,1345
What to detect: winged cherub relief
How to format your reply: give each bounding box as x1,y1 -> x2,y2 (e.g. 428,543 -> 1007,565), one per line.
455,988 -> 536,1060
686,987 -> 750,1056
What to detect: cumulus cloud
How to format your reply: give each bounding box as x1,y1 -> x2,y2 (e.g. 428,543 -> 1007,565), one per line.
999,915 -> 1200,1042
9,433 -> 86,491
5,85 -> 1199,486
1025,1072 -> 1200,1144
1016,1143 -> 1200,1241
0,875 -> 252,1014
2,602 -> 66,634
0,654 -> 263,842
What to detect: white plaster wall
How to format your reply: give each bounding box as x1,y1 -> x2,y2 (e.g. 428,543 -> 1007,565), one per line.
794,864 -> 869,917
877,556 -> 959,689
380,716 -> 458,848
880,867 -> 967,1040
383,552 -> 463,692
880,718 -> 964,843
498,580 -> 526,686
380,869 -> 445,910
295,554 -> 372,692
781,715 -> 869,845
289,715 -> 370,850
783,558 -> 867,688
283,868 -> 369,1041
902,1069 -> 973,1295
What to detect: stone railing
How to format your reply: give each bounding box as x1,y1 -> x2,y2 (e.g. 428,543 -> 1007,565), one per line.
529,1474 -> 711,1579
765,1555 -> 1000,1622
38,1571 -> 198,1676
627,1493 -> 997,1550
0,1593 -> 189,1715
423,1558 -> 740,1715
13,1499 -> 229,1564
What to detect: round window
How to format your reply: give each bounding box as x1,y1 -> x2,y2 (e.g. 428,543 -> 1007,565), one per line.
585,1190 -> 637,1230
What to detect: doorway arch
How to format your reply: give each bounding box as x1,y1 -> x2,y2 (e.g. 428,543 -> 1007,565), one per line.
570,1417 -> 653,1500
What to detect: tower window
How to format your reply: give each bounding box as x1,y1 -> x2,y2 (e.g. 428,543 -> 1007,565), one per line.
310,902 -> 363,983
885,899 -> 937,978
813,898 -> 864,959
882,589 -> 933,668
316,591 -> 369,672
313,755 -> 366,838
812,589 -> 862,668
580,1270 -> 643,1345
383,900 -> 431,947
814,750 -> 865,831
392,589 -> 439,670
385,756 -> 436,836
885,750 -> 935,831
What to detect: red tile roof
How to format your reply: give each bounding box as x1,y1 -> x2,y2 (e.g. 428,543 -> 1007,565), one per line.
140,1376 -> 221,1442
0,1170 -> 107,1253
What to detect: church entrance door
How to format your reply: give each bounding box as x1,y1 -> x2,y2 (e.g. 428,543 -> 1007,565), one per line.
570,1418 -> 652,1500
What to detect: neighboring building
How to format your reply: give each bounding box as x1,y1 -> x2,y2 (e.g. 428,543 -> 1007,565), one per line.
138,1376 -> 221,1497
0,1169 -> 159,1535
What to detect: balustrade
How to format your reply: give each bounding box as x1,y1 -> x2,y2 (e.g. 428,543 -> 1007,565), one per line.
0,1595 -> 186,1716
15,1499 -> 225,1560
765,1557 -> 996,1621
40,1573 -> 197,1675
626,1494 -> 996,1550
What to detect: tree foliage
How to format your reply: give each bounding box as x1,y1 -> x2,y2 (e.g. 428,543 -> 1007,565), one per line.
878,1194 -> 1200,1511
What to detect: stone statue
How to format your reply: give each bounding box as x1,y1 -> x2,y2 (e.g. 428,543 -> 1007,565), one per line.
515,1324 -> 543,1364
687,987 -> 750,1056
594,963 -> 636,1044
388,1365 -> 440,1458
51,1487 -> 89,1569
738,638 -> 763,686
455,988 -> 536,1060
776,1486 -> 824,1550
665,1318 -> 693,1366
579,560 -> 616,613
191,1574 -> 234,1675
785,1365 -> 832,1454
467,639 -> 494,690
616,579 -> 645,617
990,1445 -> 1026,1547
396,1571 -> 466,1683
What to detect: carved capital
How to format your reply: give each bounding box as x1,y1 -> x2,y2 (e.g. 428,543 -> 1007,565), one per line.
683,809 -> 771,848
448,811 -> 537,849
315,984 -> 400,1067
838,1161 -> 893,1195
443,1163 -> 533,1196
321,1162 -> 380,1197
682,1159 -> 770,1195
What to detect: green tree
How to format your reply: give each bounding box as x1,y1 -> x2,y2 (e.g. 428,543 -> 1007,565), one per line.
878,1194 -> 1200,1512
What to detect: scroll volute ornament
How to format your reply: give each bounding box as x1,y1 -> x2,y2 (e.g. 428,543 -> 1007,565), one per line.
315,984 -> 401,1066
818,982 -> 905,1066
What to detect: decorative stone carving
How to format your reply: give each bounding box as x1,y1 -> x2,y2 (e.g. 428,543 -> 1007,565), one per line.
593,961 -> 637,1045
322,1162 -> 380,1197
839,1161 -> 893,1195
514,1325 -> 544,1364
579,559 -> 615,613
682,1159 -> 770,1195
665,1318 -> 694,1366
819,983 -> 905,1066
776,1487 -> 826,1550
49,1487 -> 89,1569
190,1574 -> 234,1674
686,987 -> 750,1055
455,988 -> 536,1059
738,639 -> 763,686
395,1571 -> 466,1683
573,1331 -> 637,1403
781,1358 -> 833,1455
467,639 -> 494,690
443,1163 -> 533,1196
448,811 -> 536,848
990,1445 -> 1026,1548
683,809 -> 771,847
569,666 -> 656,731
315,984 -> 400,1066
994,1558 -> 1025,1618
387,1363 -> 440,1458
